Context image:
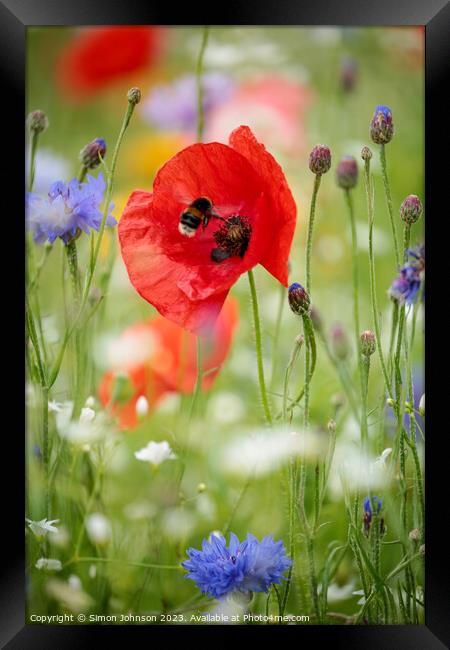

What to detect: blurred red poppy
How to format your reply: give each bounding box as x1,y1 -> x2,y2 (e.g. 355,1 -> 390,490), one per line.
119,125 -> 296,334
56,26 -> 164,100
98,297 -> 239,429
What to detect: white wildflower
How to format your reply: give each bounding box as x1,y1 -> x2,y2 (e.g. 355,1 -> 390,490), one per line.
85,513 -> 112,545
35,558 -> 62,571
46,578 -> 93,613
134,441 -> 176,466
26,517 -> 59,540
135,395 -> 149,418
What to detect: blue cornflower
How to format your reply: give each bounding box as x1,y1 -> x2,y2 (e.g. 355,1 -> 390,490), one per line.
182,532 -> 291,600
364,496 -> 382,517
26,173 -> 116,245
388,244 -> 424,305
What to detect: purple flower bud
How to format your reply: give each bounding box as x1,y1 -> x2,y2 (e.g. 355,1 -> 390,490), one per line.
288,283 -> 311,316
127,87 -> 142,105
309,144 -> 331,175
27,110 -> 49,134
336,156 -> 358,189
361,146 -> 372,161
370,105 -> 394,145
310,306 -> 323,333
340,56 -> 358,93
360,330 -> 376,356
330,322 -> 350,361
80,138 -> 107,170
400,194 -> 423,225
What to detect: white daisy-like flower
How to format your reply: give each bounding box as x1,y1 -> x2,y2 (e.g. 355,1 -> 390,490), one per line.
352,589 -> 366,605
134,441 -> 177,466
26,517 -> 59,539
85,513 -> 112,545
35,558 -> 62,571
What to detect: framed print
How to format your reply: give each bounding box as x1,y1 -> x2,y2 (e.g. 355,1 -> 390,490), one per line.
1,0 -> 448,646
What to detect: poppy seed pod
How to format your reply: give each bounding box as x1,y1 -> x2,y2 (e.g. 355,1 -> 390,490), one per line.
288,283 -> 311,316
80,138 -> 107,170
309,144 -> 331,175
336,156 -> 358,189
400,195 -> 423,225
27,110 -> 49,134
360,330 -> 376,356
370,105 -> 394,145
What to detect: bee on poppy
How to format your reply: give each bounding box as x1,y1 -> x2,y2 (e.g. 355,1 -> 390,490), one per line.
178,197 -> 223,238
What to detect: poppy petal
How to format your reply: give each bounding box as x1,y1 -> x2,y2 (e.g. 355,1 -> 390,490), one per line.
229,125 -> 297,286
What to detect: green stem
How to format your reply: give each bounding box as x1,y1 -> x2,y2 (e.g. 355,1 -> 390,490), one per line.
380,144 -> 400,269
28,130 -> 39,193
282,335 -> 304,424
188,336 -> 203,423
248,269 -> 272,425
305,174 -> 322,294
270,283 -> 286,390
67,556 -> 182,571
345,188 -> 368,446
42,385 -> 50,518
364,158 -> 393,401
196,26 -> 210,142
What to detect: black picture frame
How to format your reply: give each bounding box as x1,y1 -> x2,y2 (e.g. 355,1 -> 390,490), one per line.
2,0 -> 448,646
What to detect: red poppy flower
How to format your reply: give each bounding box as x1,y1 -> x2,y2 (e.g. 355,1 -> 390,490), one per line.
98,297 -> 239,429
119,125 -> 296,334
57,27 -> 164,100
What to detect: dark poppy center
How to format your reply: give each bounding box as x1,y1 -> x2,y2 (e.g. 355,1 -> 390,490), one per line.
210,215 -> 252,263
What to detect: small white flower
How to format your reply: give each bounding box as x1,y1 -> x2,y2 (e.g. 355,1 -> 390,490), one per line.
26,517 -> 59,539
85,513 -> 112,545
134,441 -> 177,466
79,407 -> 95,424
135,395 -> 149,418
419,394 -> 425,417
85,395 -> 96,408
48,401 -> 63,413
352,589 -> 366,605
68,575 -> 82,591
35,558 -> 62,571
88,565 -> 97,579
45,578 -> 93,613
375,447 -> 393,468
326,581 -> 356,603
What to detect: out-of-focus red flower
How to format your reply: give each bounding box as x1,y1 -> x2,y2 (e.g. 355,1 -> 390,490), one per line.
56,27 -> 164,100
98,297 -> 239,429
119,125 -> 296,333
206,76 -> 313,156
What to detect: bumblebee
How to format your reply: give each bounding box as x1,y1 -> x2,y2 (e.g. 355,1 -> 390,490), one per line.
178,197 -> 221,238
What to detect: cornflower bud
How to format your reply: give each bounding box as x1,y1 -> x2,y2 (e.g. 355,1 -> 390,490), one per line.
361,146 -> 372,161
330,323 -> 350,361
336,155 -> 358,189
400,194 -> 423,225
360,330 -> 376,356
309,144 -> 331,175
127,87 -> 142,105
288,283 -> 311,316
27,110 -> 49,134
80,138 -> 107,170
370,105 -> 394,144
